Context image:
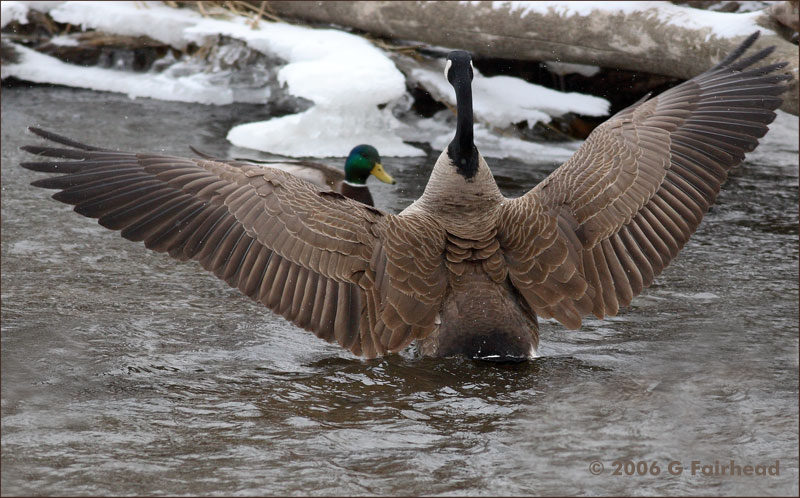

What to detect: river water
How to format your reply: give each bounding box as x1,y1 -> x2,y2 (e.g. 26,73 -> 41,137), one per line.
2,85 -> 798,496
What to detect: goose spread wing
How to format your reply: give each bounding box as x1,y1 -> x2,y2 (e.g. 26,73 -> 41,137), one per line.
21,129 -> 445,357
497,32 -> 790,329
190,146 -> 343,190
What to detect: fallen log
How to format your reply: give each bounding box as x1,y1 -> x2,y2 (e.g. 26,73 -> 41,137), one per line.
265,1 -> 798,115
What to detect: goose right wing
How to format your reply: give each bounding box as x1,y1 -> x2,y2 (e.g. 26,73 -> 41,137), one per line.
497,32 -> 790,329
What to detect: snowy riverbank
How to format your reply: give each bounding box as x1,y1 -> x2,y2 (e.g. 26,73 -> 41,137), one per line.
1,1 -> 610,158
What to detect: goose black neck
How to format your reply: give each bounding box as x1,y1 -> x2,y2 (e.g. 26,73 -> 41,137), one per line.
448,65 -> 478,180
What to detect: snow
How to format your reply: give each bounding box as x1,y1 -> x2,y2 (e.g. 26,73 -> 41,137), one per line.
474,74 -> 609,125
543,61 -> 601,77
228,106 -> 419,158
3,0 -> 671,159
3,43 -> 248,104
49,1 -> 202,49
403,111 -> 582,162
411,65 -> 609,129
179,16 -> 421,156
30,1 -> 421,157
20,1 -> 64,13
48,35 -> 79,46
1,1 -> 28,28
489,1 -> 774,40
0,1 -> 615,158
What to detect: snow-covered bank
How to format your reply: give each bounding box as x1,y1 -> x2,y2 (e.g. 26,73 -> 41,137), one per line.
2,43 -> 254,104
182,17 -> 421,156
3,1 -> 422,156
3,1 -> 609,159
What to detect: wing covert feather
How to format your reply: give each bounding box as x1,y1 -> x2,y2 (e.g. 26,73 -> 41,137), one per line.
21,129 -> 446,357
498,32 -> 790,329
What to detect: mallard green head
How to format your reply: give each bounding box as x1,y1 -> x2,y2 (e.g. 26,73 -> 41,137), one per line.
344,145 -> 395,185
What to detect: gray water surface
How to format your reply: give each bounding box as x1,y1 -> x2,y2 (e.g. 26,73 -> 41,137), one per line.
2,86 -> 798,496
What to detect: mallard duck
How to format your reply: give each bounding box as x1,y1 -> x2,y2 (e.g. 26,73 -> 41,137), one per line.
21,32 -> 789,360
192,144 -> 395,207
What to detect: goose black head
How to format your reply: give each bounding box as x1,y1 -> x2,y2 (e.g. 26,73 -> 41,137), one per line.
444,50 -> 474,85
445,51 -> 478,180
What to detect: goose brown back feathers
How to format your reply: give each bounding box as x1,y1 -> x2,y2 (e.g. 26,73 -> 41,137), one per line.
20,32 -> 790,359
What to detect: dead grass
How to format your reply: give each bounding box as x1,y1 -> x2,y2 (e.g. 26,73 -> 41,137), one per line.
162,1 -> 283,27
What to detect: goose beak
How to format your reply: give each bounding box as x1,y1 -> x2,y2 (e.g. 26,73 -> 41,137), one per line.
370,163 -> 396,184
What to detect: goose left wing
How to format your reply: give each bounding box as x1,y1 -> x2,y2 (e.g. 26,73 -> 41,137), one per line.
20,128 -> 445,358
497,32 -> 790,329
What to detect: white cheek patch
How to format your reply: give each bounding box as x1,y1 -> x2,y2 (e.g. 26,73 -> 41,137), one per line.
444,59 -> 452,80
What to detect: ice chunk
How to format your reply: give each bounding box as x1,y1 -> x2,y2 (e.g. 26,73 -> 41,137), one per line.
228,106 -> 423,158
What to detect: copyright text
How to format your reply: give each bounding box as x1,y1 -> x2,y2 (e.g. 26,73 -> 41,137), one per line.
588,460 -> 781,477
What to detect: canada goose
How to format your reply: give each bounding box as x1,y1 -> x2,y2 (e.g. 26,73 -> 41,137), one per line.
191,144 -> 396,207
21,32 -> 789,360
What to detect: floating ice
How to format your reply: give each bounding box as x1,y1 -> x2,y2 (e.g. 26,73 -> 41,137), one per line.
227,106 -> 420,158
